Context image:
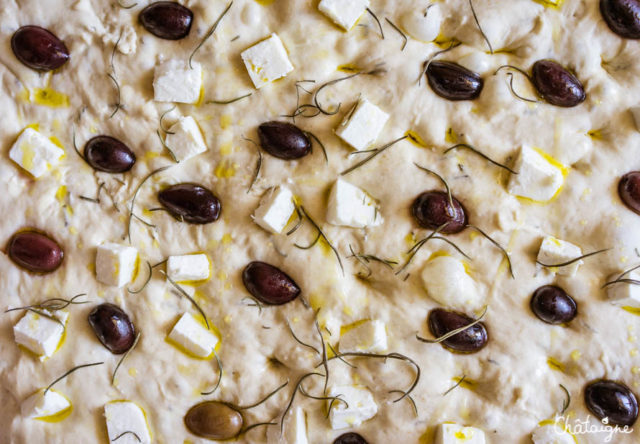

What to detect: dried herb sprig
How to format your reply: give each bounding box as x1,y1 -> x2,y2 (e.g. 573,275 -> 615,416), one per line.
505,72 -> 539,103
108,32 -> 124,118
6,293 -> 88,313
45,362 -> 104,395
127,166 -> 171,243
206,92 -> 252,105
419,41 -> 461,84
559,383 -> 571,414
156,130 -> 179,163
116,0 -> 137,9
468,225 -> 514,278
80,182 -> 105,204
348,244 -> 397,278
385,18 -> 407,51
314,315 -> 330,395
341,135 -> 408,175
237,380 -> 289,410
286,320 -> 320,355
294,232 -> 321,250
493,65 -> 541,103
327,342 -> 356,368
127,261 -> 152,294
468,0 -> 493,54
159,106 -> 176,134
298,385 -> 348,418
389,389 -> 418,416
189,1 -> 233,69
417,306 -> 488,344
201,351 -> 223,395
395,223 -> 449,275
112,431 -> 141,442
286,204 -> 304,236
241,296 -> 264,314
112,331 -> 141,385
294,205 -> 343,273
601,264 -> 640,289
243,137 -> 262,194
536,248 -> 610,268
304,131 -> 329,164
161,271 -> 210,330
444,143 -> 518,174
443,375 -> 466,396
366,8 -> 384,39
280,372 -> 325,434
414,163 -> 454,209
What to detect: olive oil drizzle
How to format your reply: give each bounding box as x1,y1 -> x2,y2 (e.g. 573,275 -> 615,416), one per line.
188,1 -> 233,69
161,271 -> 210,329
112,431 -> 141,442
385,18 -> 407,51
536,248 -> 610,268
127,261 -> 152,294
45,362 -> 104,395
416,306 -> 488,345
444,143 -> 518,174
200,351 -> 223,395
341,135 -> 408,175
467,225 -> 515,278
112,331 -> 141,385
365,8 -> 384,39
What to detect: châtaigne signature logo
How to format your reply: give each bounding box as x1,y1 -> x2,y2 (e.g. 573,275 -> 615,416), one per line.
554,414 -> 633,442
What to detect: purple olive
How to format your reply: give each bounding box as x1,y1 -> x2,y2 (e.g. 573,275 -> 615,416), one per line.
158,183 -> 221,224
139,2 -> 193,40
8,230 -> 63,273
531,60 -> 585,107
242,261 -> 301,305
334,433 -> 369,444
428,308 -> 488,353
619,171 -> 640,215
601,0 -> 640,39
412,191 -> 468,234
425,61 -> 484,101
530,285 -> 577,324
11,26 -> 69,71
184,401 -> 243,440
84,136 -> 136,173
585,380 -> 638,426
88,303 -> 136,354
258,121 -> 311,160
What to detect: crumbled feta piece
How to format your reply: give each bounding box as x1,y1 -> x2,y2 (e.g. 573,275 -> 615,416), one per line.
9,128 -> 65,178
326,179 -> 382,228
335,99 -> 389,151
327,385 -> 377,430
339,320 -> 387,353
163,116 -> 207,162
241,33 -> 294,89
22,389 -> 71,419
508,146 -> 564,202
421,256 -> 483,311
168,312 -> 218,358
167,253 -> 210,282
537,236 -> 583,277
13,310 -> 68,360
104,401 -> 151,444
435,423 -> 486,444
630,106 -> 640,132
531,423 -> 575,444
401,4 -> 443,42
153,59 -> 202,103
606,270 -> 640,308
267,407 -> 308,444
253,186 -> 295,234
318,0 -> 369,31
96,242 -> 138,287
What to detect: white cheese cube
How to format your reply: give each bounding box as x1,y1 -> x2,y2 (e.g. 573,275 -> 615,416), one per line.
13,310 -> 68,360
336,99 -> 389,151
435,423 -> 486,444
163,116 -> 207,162
253,186 -> 295,234
22,389 -> 71,419
104,401 -> 151,444
167,253 -> 210,282
531,424 -> 575,444
327,385 -> 377,430
630,106 -> 640,132
326,179 -> 382,228
537,236 -> 583,277
153,59 -> 202,103
168,312 -> 218,358
9,128 -> 65,178
508,146 -> 564,202
606,270 -> 640,308
96,242 -> 138,287
318,0 -> 369,31
339,320 -> 387,353
401,4 -> 443,42
241,33 -> 294,89
421,256 -> 483,311
267,407 -> 308,444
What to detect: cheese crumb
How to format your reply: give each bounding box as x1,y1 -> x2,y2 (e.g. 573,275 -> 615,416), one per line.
22,389 -> 71,420
9,128 -> 65,178
508,146 -> 564,202
241,33 -> 294,89
326,178 -> 382,228
13,310 -> 68,360
421,256 -> 483,311
336,99 -> 389,151
167,253 -> 210,282
253,186 -> 295,234
153,59 -> 202,104
164,116 -> 208,162
339,320 -> 387,353
96,242 -> 138,287
104,401 -> 151,444
537,236 -> 583,277
318,0 -> 369,31
327,385 -> 378,430
168,312 -> 218,358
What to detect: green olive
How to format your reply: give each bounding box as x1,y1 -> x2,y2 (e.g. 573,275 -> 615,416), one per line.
184,401 -> 243,439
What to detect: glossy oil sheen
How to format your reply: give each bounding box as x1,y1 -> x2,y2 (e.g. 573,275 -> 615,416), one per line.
158,183 -> 221,224
426,61 -> 483,101
428,308 -> 488,353
84,136 -> 136,173
585,380 -> 639,426
601,0 -> 640,39
258,121 -> 311,160
184,402 -> 243,440
530,285 -> 578,324
139,1 -> 194,40
619,171 -> 640,215
531,60 -> 585,107
242,261 -> 301,305
88,303 -> 136,354
11,26 -> 69,71
412,191 -> 468,234
8,230 -> 63,273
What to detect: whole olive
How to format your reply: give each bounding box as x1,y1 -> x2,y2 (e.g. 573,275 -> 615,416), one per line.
531,60 -> 585,107
184,401 -> 243,440
428,308 -> 488,353
242,261 -> 301,305
84,136 -> 136,173
334,432 -> 369,444
8,230 -> 63,273
139,2 -> 194,40
585,380 -> 638,426
11,26 -> 69,71
88,303 -> 136,354
412,191 -> 468,234
425,61 -> 484,101
601,0 -> 640,39
257,121 -> 312,160
530,285 -> 577,324
158,183 -> 221,224
619,171 -> 640,215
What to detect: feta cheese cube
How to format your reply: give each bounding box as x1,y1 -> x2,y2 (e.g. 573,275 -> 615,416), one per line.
531,423 -> 575,444
630,106 -> 640,132
606,270 -> 640,308
9,128 -> 65,178
168,312 -> 218,358
153,59 -> 202,103
13,310 -> 68,360
401,4 -> 443,42
327,385 -> 377,430
435,423 -> 486,444
326,179 -> 382,228
22,389 -> 71,419
241,33 -> 294,89
537,236 -> 583,277
96,242 -> 138,287
167,253 -> 210,282
253,186 -> 295,234
421,256 -> 483,311
339,320 -> 387,353
267,407 -> 308,444
336,99 -> 389,150
508,146 -> 564,202
104,401 -> 151,444
318,0 -> 369,31
163,116 -> 207,162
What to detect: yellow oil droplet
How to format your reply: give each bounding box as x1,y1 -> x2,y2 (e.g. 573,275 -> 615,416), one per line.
547,357 -> 565,372
632,366 -> 640,375
337,63 -> 360,73
570,350 -> 581,361
128,367 -> 138,377
339,319 -> 370,336
32,88 -> 70,108
55,186 -> 67,203
533,0 -> 565,8
221,233 -> 233,244
255,0 -> 275,5
220,115 -> 232,130
587,130 -> 603,140
453,376 -> 476,391
631,348 -> 639,357
214,160 -> 236,178
405,130 -> 428,148
445,127 -> 458,144
224,315 -> 232,324
220,142 -> 233,155
623,306 -> 640,316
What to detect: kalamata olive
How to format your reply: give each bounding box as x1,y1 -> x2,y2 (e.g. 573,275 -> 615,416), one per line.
11,26 -> 69,71
242,261 -> 301,305
88,303 -> 136,354
8,230 -> 63,273
585,380 -> 639,426
139,2 -> 193,40
257,121 -> 312,160
428,308 -> 488,353
619,171 -> 640,215
184,401 -> 243,440
601,0 -> 640,39
530,285 -> 577,324
84,136 -> 136,173
425,61 -> 484,101
412,191 -> 468,234
334,432 -> 369,444
158,183 -> 221,224
531,60 -> 585,107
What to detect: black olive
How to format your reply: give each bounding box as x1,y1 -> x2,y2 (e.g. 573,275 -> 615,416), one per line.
585,380 -> 639,426
242,261 -> 301,305
412,191 -> 468,234
184,401 -> 243,440
334,432 -> 369,444
84,136 -> 136,173
88,303 -> 136,354
530,285 -> 577,324
428,308 -> 488,353
257,121 -> 312,160
531,60 -> 585,108
619,171 -> 640,215
601,0 -> 640,39
425,61 -> 484,101
139,1 -> 193,40
11,26 -> 69,71
8,230 -> 63,273
158,183 -> 221,224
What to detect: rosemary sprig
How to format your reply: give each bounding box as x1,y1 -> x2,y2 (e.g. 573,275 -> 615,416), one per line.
127,261 -> 152,294
45,362 -> 104,395
5,293 -> 88,313
188,1 -> 233,69
26,308 -> 66,328
237,380 -> 288,410
385,18 -> 407,51
108,31 -> 124,118
127,166 -> 171,244
443,375 -> 467,396
536,248 -> 610,268
468,0 -> 493,54
493,65 -> 540,103
286,204 -> 303,236
304,131 -> 329,164
80,182 -> 105,204
243,137 -> 262,194
161,271 -> 210,330
156,130 -> 179,163
112,431 -> 141,442
286,320 -> 320,355
159,106 -> 176,134
314,315 -> 330,395
388,389 -> 418,416
444,143 -> 518,174
294,232 -> 320,250
112,331 -> 141,385
468,225 -> 514,278
280,372 -> 324,434
341,135 -> 407,175
116,0 -> 137,9
298,385 -> 348,417
414,163 -> 454,210
348,244 -> 397,278
559,383 -> 571,414
241,296 -> 264,314
395,223 -> 449,275
242,421 -> 278,435
201,351 -> 223,395
366,8 -> 384,39
296,205 -> 343,274
417,306 -> 488,344
601,264 -> 640,289
327,342 -> 356,368
206,92 -> 252,105
419,41 -> 461,85
431,236 -> 471,260
505,72 -> 539,103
